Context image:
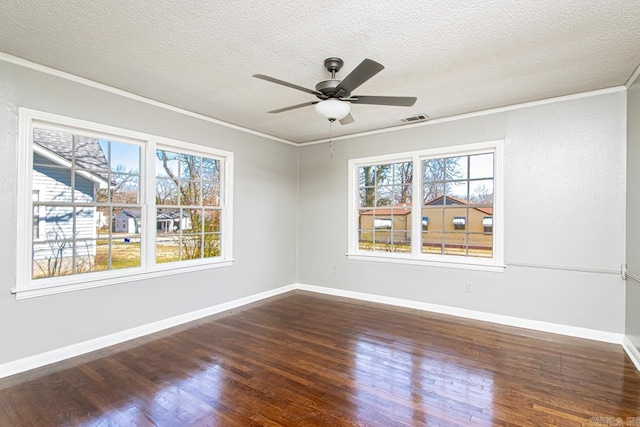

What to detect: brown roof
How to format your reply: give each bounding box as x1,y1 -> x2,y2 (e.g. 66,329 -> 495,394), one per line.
425,195 -> 493,216
359,208 -> 411,216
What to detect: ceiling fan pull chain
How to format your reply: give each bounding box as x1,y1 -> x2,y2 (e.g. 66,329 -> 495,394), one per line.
329,119 -> 334,159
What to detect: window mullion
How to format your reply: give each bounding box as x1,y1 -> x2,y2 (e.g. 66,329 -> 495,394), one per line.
411,154 -> 422,258
145,140 -> 157,269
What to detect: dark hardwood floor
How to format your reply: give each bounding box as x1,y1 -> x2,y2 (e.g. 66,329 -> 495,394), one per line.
1,291 -> 639,426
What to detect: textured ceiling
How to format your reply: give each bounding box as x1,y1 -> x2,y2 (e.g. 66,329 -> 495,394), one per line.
1,0 -> 639,143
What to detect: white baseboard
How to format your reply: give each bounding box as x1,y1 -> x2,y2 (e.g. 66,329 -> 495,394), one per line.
295,283 -> 625,345
623,336 -> 640,371
0,284 -> 296,380
0,282 -> 630,380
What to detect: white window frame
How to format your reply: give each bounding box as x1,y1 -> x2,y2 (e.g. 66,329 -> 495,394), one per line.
15,108 -> 234,299
347,140 -> 504,272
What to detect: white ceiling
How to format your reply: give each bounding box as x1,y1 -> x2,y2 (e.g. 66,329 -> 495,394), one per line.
1,1 -> 639,143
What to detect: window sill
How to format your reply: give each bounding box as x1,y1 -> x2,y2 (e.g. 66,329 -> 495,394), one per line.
12,259 -> 235,300
346,253 -> 505,272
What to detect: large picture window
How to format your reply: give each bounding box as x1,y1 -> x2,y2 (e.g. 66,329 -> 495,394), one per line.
16,109 -> 233,298
348,141 -> 503,271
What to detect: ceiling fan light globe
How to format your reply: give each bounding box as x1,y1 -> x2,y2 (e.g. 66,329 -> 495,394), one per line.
315,99 -> 351,121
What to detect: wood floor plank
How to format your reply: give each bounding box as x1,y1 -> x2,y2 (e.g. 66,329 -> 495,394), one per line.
1,291 -> 639,426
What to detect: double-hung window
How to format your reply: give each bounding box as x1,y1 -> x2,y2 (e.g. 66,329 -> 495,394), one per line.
348,141 -> 504,271
16,109 -> 234,298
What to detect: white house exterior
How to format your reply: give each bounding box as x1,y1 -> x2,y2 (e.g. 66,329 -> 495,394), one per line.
32,129 -> 109,264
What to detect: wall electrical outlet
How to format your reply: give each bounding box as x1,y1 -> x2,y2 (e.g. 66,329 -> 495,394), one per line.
331,266 -> 337,274
465,282 -> 473,293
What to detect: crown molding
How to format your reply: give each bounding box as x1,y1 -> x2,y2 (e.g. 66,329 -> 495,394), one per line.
626,62 -> 640,89
1,52 -> 632,147
299,86 -> 627,146
0,52 -> 298,146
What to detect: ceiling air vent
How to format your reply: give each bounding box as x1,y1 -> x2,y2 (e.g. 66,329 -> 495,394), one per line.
400,114 -> 429,123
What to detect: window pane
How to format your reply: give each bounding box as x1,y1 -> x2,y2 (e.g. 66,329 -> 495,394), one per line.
74,173 -> 98,203
423,158 -> 445,181
156,150 -> 180,178
180,154 -> 202,181
468,233 -> 493,258
179,180 -> 201,205
41,206 -> 74,240
33,238 -> 74,279
375,186 -> 394,207
444,233 -> 467,256
375,164 -> 393,186
33,128 -> 73,163
202,177 -> 220,207
204,209 -> 221,233
181,235 -> 202,260
359,187 -> 375,207
423,182 -> 445,204
74,239 -> 104,274
110,141 -> 140,174
111,174 -> 140,204
92,239 -> 111,272
358,229 -> 374,251
469,153 -> 493,179
469,179 -> 494,204
156,178 -> 179,205
392,231 -> 411,253
111,238 -> 141,270
203,233 -> 221,258
33,166 -> 73,202
74,135 -> 110,172
444,207 -> 467,231
359,165 -> 377,187
445,181 -> 468,204
358,209 -> 374,232
422,232 -> 443,255
422,207 -> 443,232
392,162 -> 413,185
112,207 -> 142,234
446,156 -> 468,180
183,208 -> 202,233
156,238 -> 179,264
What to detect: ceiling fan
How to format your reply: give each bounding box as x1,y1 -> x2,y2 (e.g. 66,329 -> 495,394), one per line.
253,57 -> 417,125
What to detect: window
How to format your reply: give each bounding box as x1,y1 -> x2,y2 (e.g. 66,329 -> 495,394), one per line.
348,141 -> 503,271
155,150 -> 222,263
16,109 -> 234,298
357,160 -> 412,253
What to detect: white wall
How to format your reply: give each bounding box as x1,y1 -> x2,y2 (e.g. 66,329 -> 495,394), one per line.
0,61 -> 298,364
298,90 -> 627,333
626,74 -> 640,351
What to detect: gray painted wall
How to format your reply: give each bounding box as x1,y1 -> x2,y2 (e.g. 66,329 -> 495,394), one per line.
0,61 -> 298,364
627,75 -> 640,351
298,91 -> 627,333
0,59 -> 631,369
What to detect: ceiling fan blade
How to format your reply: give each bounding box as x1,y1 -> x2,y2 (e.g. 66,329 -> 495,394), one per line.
349,95 -> 417,107
267,101 -> 318,114
253,74 -> 322,96
334,59 -> 384,95
339,113 -> 355,125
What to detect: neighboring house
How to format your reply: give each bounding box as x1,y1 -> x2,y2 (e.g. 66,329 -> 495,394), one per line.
359,195 -> 493,250
32,129 -> 109,262
156,210 -> 192,233
113,209 -> 191,234
113,209 -> 142,233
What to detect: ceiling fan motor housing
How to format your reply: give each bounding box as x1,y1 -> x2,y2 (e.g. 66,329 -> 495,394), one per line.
315,79 -> 348,98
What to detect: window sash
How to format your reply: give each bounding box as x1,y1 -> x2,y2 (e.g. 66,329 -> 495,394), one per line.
347,141 -> 504,270
15,108 -> 234,298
